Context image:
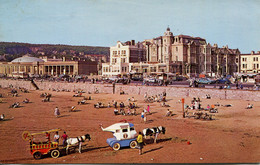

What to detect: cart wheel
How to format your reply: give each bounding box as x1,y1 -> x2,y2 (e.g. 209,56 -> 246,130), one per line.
130,141 -> 137,149
33,152 -> 42,160
112,143 -> 120,151
51,149 -> 60,158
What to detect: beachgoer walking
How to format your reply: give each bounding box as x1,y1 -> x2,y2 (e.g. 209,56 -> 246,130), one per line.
141,111 -> 145,122
147,105 -> 150,114
137,132 -> 144,155
54,107 -> 60,118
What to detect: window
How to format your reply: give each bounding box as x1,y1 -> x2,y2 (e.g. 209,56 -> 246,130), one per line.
257,64 -> 259,68
176,47 -> 178,52
113,51 -> 117,55
121,50 -> 126,55
257,57 -> 259,61
122,129 -> 128,133
118,51 -> 120,55
112,58 -> 117,64
253,64 -> 256,69
130,127 -> 135,131
236,58 -> 238,63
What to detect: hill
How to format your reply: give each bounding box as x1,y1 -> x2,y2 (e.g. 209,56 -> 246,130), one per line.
0,42 -> 110,62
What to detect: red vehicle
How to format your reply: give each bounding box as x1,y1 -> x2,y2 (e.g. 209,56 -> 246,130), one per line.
22,129 -> 62,159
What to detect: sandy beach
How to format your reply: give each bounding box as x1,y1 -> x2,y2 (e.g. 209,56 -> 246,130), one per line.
0,87 -> 259,163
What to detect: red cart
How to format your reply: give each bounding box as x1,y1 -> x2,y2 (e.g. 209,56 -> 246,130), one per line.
22,129 -> 62,159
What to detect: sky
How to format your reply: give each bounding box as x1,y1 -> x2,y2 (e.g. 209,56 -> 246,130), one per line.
0,0 -> 259,53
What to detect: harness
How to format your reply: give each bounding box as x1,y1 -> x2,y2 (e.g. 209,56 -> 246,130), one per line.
77,136 -> 84,142
152,127 -> 160,134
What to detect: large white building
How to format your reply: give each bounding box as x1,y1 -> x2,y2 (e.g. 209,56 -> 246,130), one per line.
102,40 -> 146,77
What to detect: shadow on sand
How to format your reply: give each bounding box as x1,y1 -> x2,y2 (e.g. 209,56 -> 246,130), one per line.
145,137 -> 172,144
57,115 -> 70,118
143,146 -> 163,154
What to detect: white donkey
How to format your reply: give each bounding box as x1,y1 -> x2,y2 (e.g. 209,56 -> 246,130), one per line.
66,134 -> 91,154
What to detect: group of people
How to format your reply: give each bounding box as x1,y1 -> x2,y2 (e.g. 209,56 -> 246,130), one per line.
45,131 -> 68,147
114,108 -> 137,116
94,102 -> 105,108
41,92 -> 52,102
144,92 -> 166,103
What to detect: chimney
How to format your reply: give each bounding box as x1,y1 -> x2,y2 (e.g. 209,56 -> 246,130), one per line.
131,40 -> 135,46
257,51 -> 260,54
251,51 -> 255,55
62,57 -> 66,61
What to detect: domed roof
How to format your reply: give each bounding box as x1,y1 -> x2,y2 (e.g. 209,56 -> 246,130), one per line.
11,56 -> 44,63
166,26 -> 170,31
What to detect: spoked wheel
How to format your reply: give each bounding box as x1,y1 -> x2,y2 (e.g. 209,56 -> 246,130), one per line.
33,152 -> 42,160
112,143 -> 120,151
51,149 -> 60,158
130,141 -> 137,149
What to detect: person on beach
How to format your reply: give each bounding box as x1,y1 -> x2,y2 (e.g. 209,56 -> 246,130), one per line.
147,105 -> 150,114
54,131 -> 60,143
137,132 -> 144,155
54,107 -> 60,118
61,131 -> 68,147
141,111 -> 145,122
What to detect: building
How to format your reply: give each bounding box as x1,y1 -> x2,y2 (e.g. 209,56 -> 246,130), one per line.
102,40 -> 146,77
0,55 -> 98,77
240,51 -> 260,73
102,27 -> 240,77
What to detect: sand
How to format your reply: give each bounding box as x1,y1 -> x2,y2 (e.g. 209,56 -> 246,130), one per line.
0,87 -> 259,163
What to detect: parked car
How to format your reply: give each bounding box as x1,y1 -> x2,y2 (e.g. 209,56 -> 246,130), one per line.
197,78 -> 216,84
216,78 -> 231,84
131,77 -> 143,81
144,78 -> 156,83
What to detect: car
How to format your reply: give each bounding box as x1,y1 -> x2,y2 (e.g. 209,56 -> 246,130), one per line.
131,77 -> 143,81
216,78 -> 231,84
144,78 -> 156,83
197,78 -> 216,84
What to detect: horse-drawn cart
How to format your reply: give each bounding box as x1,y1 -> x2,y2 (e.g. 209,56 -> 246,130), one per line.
22,129 -> 62,159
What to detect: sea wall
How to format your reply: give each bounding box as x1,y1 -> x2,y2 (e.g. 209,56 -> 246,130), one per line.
0,79 -> 259,101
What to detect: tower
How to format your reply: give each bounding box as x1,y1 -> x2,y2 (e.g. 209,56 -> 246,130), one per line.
162,26 -> 174,72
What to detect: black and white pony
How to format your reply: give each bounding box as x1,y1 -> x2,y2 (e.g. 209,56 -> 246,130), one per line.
66,134 -> 91,154
143,126 -> 166,143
